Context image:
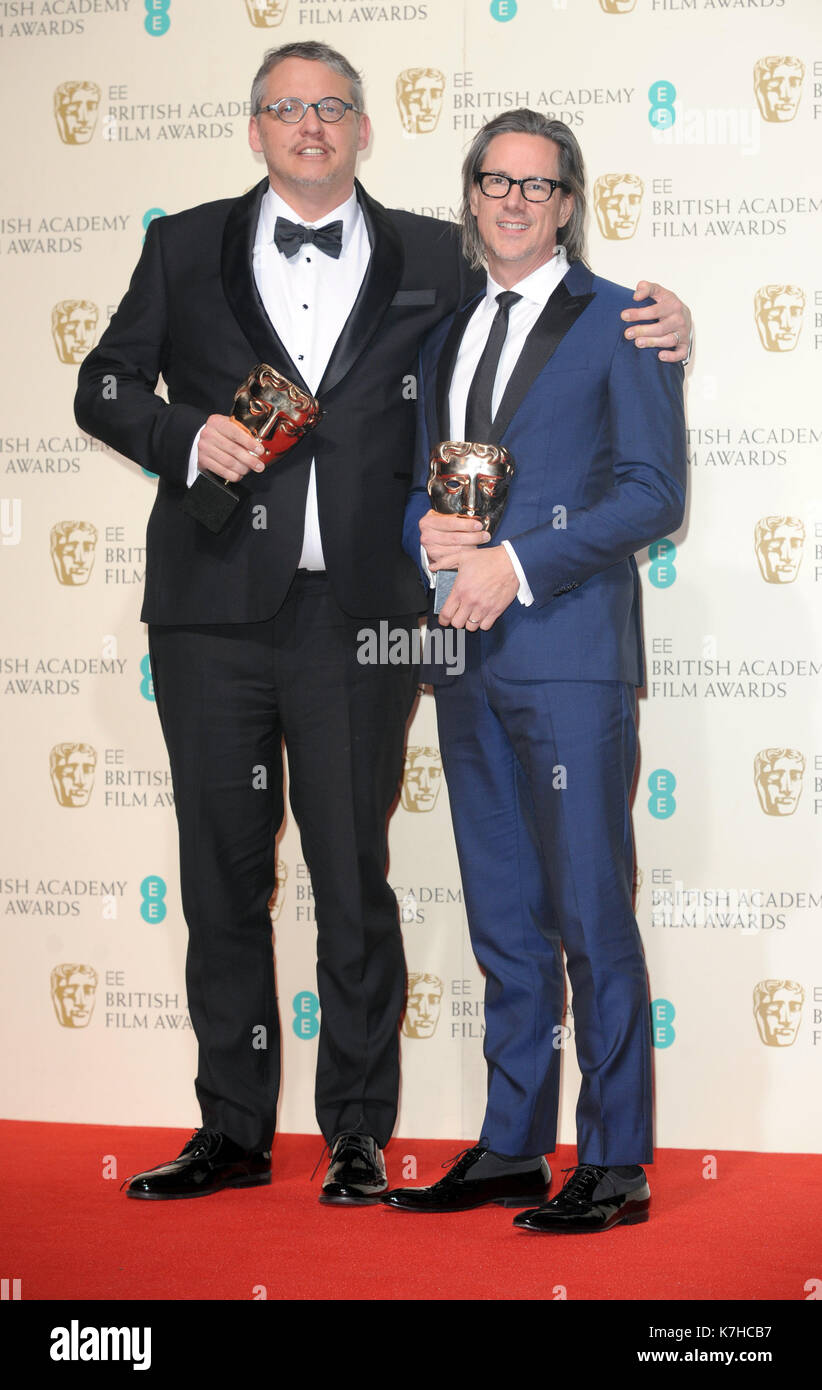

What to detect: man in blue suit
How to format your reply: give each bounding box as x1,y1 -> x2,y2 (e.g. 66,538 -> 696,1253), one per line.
383,111 -> 687,1232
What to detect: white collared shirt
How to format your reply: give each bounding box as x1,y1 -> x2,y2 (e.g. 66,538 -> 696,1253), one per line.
188,184 -> 370,570
424,247 -> 570,605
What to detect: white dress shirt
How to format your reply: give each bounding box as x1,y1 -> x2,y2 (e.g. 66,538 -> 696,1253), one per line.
425,246 -> 570,606
187,184 -> 370,570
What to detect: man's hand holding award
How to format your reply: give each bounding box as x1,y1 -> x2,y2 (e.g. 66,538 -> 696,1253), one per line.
182,364 -> 322,533
422,440 -> 518,630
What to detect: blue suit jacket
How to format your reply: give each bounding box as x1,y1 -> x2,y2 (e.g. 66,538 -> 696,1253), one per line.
402,260 -> 687,684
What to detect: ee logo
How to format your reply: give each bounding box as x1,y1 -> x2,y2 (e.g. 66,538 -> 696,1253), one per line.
649,538 -> 677,588
144,0 -> 170,36
293,991 -> 320,1039
648,768 -> 676,819
139,654 -> 155,702
490,0 -> 517,19
142,208 -> 166,244
140,875 -> 167,923
649,80 -> 676,130
651,998 -> 676,1048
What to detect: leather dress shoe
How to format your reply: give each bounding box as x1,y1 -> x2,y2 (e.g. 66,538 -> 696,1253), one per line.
381,1144 -> 551,1213
319,1132 -> 387,1205
125,1128 -> 271,1200
513,1163 -> 650,1233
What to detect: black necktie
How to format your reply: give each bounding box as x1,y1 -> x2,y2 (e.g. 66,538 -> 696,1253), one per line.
464,290 -> 522,442
273,216 -> 344,260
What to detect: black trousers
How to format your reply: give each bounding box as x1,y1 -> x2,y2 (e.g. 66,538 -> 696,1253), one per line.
149,573 -> 418,1150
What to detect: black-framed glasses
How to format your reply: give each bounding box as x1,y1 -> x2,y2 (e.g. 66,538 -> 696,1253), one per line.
257,97 -> 360,124
475,172 -> 570,202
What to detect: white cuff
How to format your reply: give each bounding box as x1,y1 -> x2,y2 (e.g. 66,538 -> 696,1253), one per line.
186,427 -> 204,488
420,543 -> 435,589
503,540 -> 534,606
682,327 -> 693,367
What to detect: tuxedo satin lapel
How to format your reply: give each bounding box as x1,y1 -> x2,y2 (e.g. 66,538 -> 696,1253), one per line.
435,298 -> 482,440
317,182 -> 404,398
491,275 -> 595,445
220,178 -> 311,393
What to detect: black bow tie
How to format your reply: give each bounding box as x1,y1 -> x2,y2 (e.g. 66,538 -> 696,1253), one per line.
273,217 -> 344,260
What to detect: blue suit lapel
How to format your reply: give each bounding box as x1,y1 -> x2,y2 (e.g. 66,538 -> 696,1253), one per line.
492,264 -> 595,444
431,263 -> 596,447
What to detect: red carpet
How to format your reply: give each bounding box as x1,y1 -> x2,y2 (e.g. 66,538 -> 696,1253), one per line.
2,1121 -> 819,1301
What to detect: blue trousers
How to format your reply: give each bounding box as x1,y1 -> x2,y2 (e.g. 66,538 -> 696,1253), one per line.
434,657 -> 652,1164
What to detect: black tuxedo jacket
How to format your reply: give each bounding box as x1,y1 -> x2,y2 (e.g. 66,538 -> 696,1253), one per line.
75,178 -> 481,623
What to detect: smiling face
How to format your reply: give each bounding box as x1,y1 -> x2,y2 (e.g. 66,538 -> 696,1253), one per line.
468,133 -> 573,289
248,56 -> 370,219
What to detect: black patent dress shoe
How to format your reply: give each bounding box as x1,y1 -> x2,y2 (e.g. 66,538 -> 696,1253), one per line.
381,1144 -> 551,1213
513,1163 -> 650,1233
125,1128 -> 271,1200
319,1133 -> 387,1205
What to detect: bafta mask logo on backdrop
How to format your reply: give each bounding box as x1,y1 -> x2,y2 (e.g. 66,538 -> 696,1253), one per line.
50,520 -> 98,585
753,979 -> 804,1047
754,285 -> 805,354
754,516 -> 805,585
51,300 -> 99,365
402,972 -> 444,1039
396,68 -> 446,135
753,56 -> 805,124
51,963 -> 98,1027
598,0 -> 637,12
633,866 -> 643,907
50,742 -> 97,808
401,746 -> 443,813
54,81 -> 101,144
267,861 -> 288,925
244,0 -> 287,25
593,174 -> 644,240
753,747 -> 804,817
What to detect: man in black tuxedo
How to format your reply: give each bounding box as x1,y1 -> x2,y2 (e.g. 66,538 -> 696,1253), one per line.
75,41 -> 690,1205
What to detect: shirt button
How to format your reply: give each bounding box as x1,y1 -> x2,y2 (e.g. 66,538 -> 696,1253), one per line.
297,354 -> 304,361
302,304 -> 309,310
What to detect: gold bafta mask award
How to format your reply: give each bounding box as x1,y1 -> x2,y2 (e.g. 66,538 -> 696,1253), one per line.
427,441 -> 514,612
182,364 -> 322,532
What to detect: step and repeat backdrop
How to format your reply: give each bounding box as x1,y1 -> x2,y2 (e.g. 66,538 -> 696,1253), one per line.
1,0 -> 820,1154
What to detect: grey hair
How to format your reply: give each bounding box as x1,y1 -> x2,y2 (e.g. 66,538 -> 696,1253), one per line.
460,109 -> 588,270
250,41 -> 364,116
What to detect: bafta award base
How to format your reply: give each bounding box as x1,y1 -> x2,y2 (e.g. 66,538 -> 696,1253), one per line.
434,569 -> 457,613
180,471 -> 248,534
